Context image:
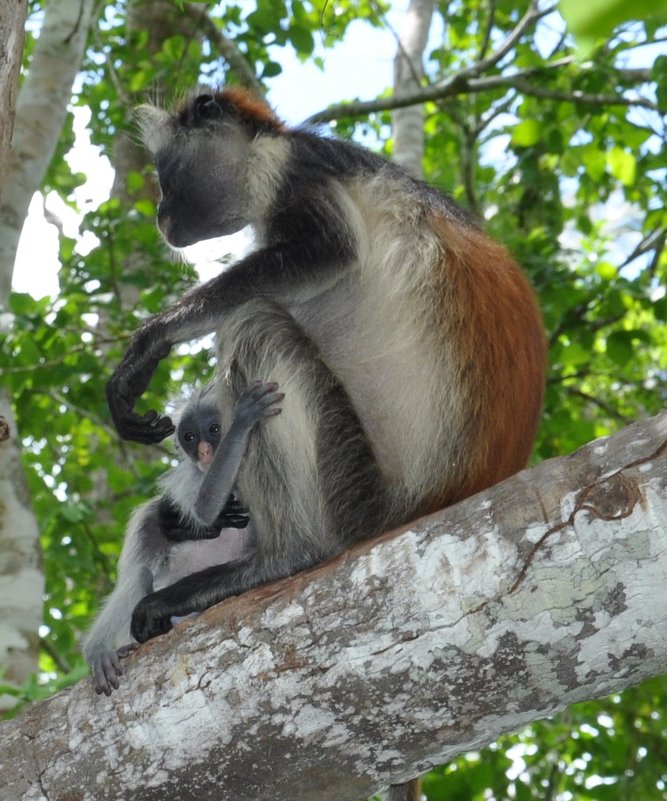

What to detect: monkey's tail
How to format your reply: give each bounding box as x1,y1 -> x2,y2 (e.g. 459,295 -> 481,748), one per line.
386,778 -> 421,801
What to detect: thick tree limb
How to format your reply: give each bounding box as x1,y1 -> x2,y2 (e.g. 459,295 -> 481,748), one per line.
1,412 -> 667,801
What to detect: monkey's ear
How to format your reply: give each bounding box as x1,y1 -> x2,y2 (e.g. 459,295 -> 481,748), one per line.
193,94 -> 223,120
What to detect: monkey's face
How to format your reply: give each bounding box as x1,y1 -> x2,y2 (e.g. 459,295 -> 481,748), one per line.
136,98 -> 252,248
177,407 -> 223,473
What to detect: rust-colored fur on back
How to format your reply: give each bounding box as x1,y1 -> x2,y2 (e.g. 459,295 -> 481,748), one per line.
426,215 -> 546,511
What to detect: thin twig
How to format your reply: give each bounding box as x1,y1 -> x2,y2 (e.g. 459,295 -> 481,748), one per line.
566,388 -> 630,422
478,0 -> 498,61
41,637 -> 72,674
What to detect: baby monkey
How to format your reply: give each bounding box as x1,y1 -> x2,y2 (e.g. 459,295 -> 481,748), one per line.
82,381 -> 283,695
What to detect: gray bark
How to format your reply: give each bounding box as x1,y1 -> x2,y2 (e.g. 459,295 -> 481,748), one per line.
1,411 -> 666,800
0,0 -> 95,710
391,0 -> 435,178
0,0 -> 27,185
0,0 -> 95,302
0,2 -> 30,703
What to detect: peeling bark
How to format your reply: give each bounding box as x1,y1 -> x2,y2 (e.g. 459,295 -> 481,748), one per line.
1,412 -> 666,801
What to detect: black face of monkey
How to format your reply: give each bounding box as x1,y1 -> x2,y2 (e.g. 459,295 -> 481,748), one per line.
137,96 -> 252,248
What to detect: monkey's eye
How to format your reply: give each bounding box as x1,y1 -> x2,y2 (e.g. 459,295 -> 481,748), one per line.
193,94 -> 222,120
183,431 -> 196,442
209,423 -> 221,435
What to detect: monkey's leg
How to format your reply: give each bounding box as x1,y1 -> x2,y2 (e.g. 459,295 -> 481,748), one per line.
130,299 -> 394,643
217,298 -> 394,557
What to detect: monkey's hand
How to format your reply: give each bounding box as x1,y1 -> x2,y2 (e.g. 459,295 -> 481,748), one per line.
214,494 -> 250,529
89,643 -> 140,696
158,496 -> 248,540
131,590 -> 178,644
233,380 -> 284,430
158,498 -> 219,541
106,327 -> 175,443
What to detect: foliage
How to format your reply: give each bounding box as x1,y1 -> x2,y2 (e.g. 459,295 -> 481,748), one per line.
2,0 -> 667,798
560,0 -> 667,55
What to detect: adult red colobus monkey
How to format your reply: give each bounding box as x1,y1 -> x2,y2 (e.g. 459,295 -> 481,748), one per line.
108,87 -> 546,643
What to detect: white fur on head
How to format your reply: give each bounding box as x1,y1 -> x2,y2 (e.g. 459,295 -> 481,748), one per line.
135,104 -> 173,155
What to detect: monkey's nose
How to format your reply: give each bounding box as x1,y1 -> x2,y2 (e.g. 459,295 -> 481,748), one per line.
198,441 -> 214,466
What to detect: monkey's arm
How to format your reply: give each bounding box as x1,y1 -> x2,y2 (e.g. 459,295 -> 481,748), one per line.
194,381 -> 283,526
107,191 -> 353,443
82,501 -> 165,695
156,382 -> 282,539
157,495 -> 249,542
83,563 -> 153,695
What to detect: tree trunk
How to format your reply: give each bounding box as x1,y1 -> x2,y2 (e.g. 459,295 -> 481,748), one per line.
0,1 -> 29,710
0,0 -> 27,182
1,412 -> 666,801
0,0 -> 96,709
0,0 -> 96,300
391,0 -> 435,178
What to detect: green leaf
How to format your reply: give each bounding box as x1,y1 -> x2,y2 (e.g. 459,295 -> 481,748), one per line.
511,119 -> 542,148
580,144 -> 607,182
262,61 -> 282,78
605,330 -> 634,365
560,0 -> 667,54
289,25 -> 314,55
607,146 -> 636,186
595,261 -> 617,281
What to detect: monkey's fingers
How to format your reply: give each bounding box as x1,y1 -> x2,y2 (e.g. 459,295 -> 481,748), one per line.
108,401 -> 175,444
116,642 -> 140,659
247,380 -> 279,396
256,390 -> 284,416
222,513 -> 251,529
215,496 -> 250,529
244,382 -> 284,414
216,512 -> 251,529
106,335 -> 173,441
92,651 -> 124,696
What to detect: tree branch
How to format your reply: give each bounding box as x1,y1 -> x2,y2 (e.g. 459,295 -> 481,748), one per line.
2,412 -> 667,800
182,3 -> 265,97
307,57 -> 660,123
511,75 -> 660,111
